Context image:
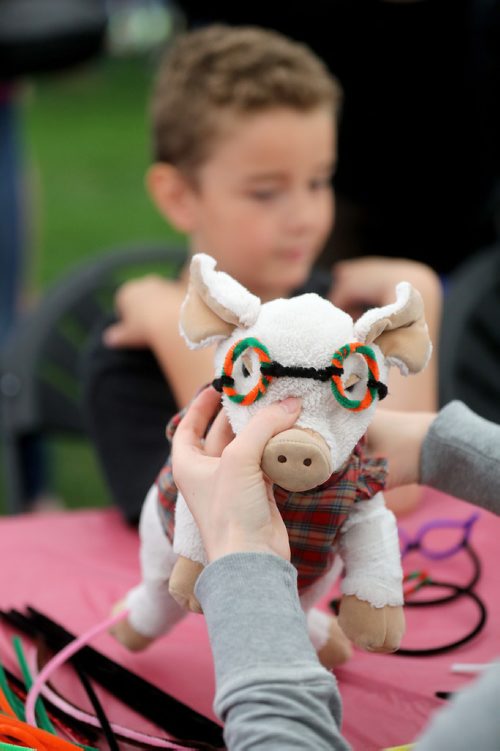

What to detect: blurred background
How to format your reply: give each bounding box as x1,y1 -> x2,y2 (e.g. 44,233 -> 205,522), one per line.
0,0 -> 187,513
1,0 -> 499,516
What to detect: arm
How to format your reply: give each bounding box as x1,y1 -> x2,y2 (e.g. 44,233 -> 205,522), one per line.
421,400 -> 500,515
103,275 -> 215,407
196,553 -> 350,751
368,400 -> 500,516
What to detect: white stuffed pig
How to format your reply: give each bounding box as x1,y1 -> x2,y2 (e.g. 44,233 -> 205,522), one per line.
112,253 -> 432,667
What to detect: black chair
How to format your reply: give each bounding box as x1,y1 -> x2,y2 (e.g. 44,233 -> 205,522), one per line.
438,242 -> 500,423
0,243 -> 186,514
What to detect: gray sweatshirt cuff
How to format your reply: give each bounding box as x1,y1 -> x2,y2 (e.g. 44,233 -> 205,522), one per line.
421,400 -> 500,514
195,553 -> 320,682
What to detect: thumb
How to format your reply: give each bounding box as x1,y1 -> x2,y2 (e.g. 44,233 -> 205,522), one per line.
228,397 -> 302,465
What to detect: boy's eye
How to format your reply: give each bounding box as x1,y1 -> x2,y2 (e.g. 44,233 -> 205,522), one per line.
250,190 -> 278,202
310,175 -> 333,191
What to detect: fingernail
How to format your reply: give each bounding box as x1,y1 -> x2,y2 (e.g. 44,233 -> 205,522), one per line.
279,397 -> 301,413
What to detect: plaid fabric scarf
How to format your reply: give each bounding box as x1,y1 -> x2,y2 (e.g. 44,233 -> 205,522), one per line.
157,408 -> 387,591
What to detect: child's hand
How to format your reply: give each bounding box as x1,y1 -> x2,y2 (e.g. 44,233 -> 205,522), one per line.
172,386 -> 302,562
103,275 -> 179,348
331,256 -> 436,319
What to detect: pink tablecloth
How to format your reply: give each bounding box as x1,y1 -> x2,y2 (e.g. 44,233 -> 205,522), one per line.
0,488 -> 499,750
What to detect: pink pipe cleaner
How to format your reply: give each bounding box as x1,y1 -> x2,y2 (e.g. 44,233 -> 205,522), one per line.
26,647 -> 192,750
25,608 -> 128,728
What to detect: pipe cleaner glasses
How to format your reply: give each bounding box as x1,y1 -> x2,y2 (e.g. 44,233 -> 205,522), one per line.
212,337 -> 387,411
397,512 -> 487,656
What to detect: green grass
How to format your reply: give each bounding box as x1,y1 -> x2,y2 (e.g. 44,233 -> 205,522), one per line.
0,54 -> 186,514
23,55 -> 184,287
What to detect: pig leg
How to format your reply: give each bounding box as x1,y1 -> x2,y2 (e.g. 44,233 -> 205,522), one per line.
168,491 -> 209,612
306,609 -> 352,668
300,558 -> 352,669
110,485 -> 186,650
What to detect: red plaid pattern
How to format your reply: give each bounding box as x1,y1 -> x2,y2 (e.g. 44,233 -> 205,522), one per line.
274,445 -> 387,589
157,408 -> 387,591
156,409 -> 186,541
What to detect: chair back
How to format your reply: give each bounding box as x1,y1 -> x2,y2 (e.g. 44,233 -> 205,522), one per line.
0,243 -> 186,512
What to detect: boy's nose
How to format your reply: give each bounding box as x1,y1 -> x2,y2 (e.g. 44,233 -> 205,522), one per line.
286,193 -> 323,234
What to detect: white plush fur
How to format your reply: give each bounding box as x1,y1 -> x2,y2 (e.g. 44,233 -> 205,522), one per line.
213,294 -> 381,473
173,257 -> 424,610
354,281 -> 413,346
125,486 -> 185,637
197,254 -> 261,327
173,492 -> 208,565
179,254 -> 261,349
125,255 -> 430,644
339,493 -> 404,607
126,485 -> 336,650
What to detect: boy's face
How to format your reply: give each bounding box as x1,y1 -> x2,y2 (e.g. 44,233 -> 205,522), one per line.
183,107 -> 335,300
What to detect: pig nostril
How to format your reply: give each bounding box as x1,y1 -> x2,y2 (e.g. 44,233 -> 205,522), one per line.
277,455 -> 287,463
303,458 -> 312,467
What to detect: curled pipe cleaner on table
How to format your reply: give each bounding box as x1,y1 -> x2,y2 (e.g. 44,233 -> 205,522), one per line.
0,658 -> 28,721
13,636 -> 60,737
1,606 -> 224,749
25,609 -> 128,730
26,647 -> 200,751
11,637 -> 97,751
0,654 -> 97,749
70,661 -> 118,751
0,711 -> 85,750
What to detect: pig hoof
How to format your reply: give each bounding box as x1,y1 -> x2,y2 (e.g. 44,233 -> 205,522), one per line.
317,616 -> 353,669
109,601 -> 154,652
169,585 -> 204,614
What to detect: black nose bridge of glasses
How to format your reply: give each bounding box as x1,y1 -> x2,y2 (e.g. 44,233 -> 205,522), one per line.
211,362 -> 344,392
260,361 -> 344,381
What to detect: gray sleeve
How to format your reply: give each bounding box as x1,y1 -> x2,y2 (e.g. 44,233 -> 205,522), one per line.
414,662 -> 500,750
420,400 -> 500,515
195,552 -> 351,751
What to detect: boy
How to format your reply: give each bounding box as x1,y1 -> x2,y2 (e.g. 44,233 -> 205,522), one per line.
83,24 -> 441,525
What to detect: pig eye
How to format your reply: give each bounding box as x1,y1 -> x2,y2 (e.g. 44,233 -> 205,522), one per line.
330,343 -> 387,411
344,374 -> 361,393
218,337 -> 273,405
241,352 -> 254,378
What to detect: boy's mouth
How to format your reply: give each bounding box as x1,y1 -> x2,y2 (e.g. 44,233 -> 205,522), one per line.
278,248 -> 311,262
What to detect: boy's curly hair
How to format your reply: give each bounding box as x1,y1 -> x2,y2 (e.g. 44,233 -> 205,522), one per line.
150,24 -> 341,179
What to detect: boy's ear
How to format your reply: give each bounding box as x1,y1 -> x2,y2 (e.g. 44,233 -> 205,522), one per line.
145,163 -> 197,232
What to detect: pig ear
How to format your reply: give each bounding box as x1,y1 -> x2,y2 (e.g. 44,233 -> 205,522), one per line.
353,282 -> 432,375
179,254 -> 261,349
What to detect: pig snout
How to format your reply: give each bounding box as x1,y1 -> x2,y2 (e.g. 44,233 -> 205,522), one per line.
261,428 -> 333,492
